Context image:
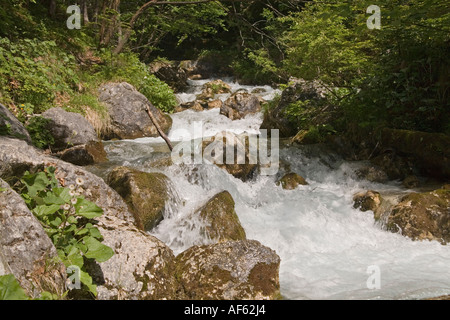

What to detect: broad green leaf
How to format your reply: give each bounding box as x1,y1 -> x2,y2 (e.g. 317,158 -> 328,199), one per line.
74,198 -> 103,219
79,270 -> 97,296
43,188 -> 71,205
33,204 -> 61,217
0,274 -> 30,300
83,237 -> 114,263
21,171 -> 49,197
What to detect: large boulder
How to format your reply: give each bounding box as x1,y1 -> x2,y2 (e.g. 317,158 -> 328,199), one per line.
0,103 -> 31,144
41,107 -> 100,152
107,166 -> 172,231
92,215 -> 178,300
0,179 -> 67,298
174,240 -> 281,300
197,191 -> 246,242
220,91 -> 261,120
387,185 -> 450,244
0,137 -> 135,225
197,80 -> 231,101
98,82 -> 172,140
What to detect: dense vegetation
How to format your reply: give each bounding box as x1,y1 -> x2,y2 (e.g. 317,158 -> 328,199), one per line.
0,0 -> 448,140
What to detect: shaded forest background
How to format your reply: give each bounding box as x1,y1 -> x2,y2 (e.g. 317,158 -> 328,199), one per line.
0,0 -> 449,147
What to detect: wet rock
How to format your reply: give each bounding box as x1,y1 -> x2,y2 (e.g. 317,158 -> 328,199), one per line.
207,99 -> 223,110
353,190 -> 384,220
93,215 -> 178,300
107,166 -> 171,231
355,165 -> 389,183
202,131 -> 258,181
58,141 -> 108,166
370,150 -> 414,181
148,60 -> 188,93
387,186 -> 450,244
0,137 -> 135,225
41,107 -> 100,152
276,172 -> 308,190
174,240 -> 281,300
197,191 -> 246,242
220,91 -> 261,120
98,82 -> 172,140
402,175 -> 420,189
379,128 -> 450,180
0,179 -> 67,298
0,103 -> 31,144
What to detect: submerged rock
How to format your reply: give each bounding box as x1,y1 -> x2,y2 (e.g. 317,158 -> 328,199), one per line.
0,179 -> 67,298
174,240 -> 281,300
98,82 -> 172,140
276,172 -> 308,190
387,186 -> 450,244
107,166 -> 171,231
197,191 -> 246,242
353,190 -> 384,221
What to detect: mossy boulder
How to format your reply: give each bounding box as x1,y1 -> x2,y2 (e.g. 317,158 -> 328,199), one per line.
353,190 -> 385,221
107,166 -> 171,231
276,172 -> 308,190
387,186 -> 450,244
198,191 -> 246,242
174,240 -> 281,300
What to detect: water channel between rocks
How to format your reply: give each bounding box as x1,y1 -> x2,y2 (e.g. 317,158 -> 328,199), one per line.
87,79 -> 450,300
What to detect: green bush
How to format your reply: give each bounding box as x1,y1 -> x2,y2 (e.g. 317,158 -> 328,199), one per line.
0,37 -> 79,114
25,116 -> 54,150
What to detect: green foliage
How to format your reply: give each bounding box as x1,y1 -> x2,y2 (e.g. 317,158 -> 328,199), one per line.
0,274 -> 61,300
25,116 -> 54,149
18,167 -> 114,298
0,37 -> 79,115
0,274 -> 30,300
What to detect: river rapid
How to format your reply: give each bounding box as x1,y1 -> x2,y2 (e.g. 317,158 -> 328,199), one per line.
89,79 -> 450,300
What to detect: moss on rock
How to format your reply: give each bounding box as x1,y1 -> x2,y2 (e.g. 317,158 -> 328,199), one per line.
107,166 -> 170,231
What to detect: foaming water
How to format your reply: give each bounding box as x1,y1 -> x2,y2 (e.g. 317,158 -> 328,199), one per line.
94,79 -> 450,300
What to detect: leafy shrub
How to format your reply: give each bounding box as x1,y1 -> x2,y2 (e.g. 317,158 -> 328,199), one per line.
0,37 -> 79,114
17,167 -> 114,298
25,116 -> 54,149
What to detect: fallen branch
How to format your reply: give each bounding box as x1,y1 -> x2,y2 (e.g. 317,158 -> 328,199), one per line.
144,104 -> 174,151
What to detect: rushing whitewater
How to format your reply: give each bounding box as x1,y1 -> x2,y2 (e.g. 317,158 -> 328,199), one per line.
94,79 -> 450,300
